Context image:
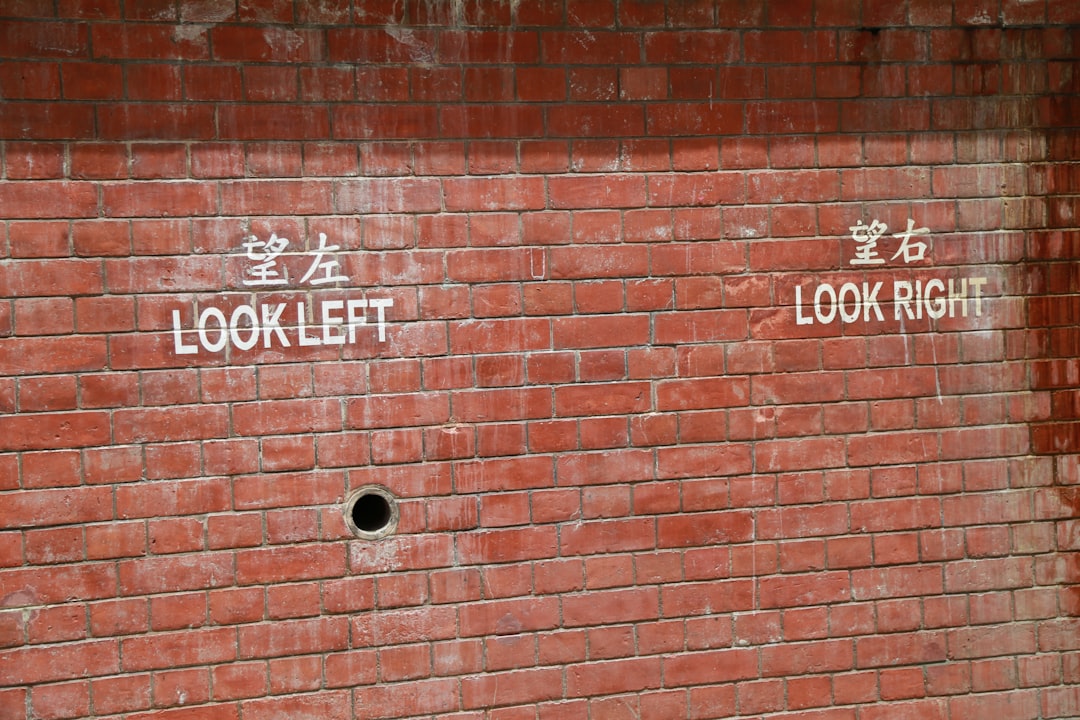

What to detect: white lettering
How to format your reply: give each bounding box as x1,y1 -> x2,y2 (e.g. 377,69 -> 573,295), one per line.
814,283 -> 837,324
837,282 -> 861,323
795,286 -> 813,326
198,307 -> 229,352
346,299 -> 368,342
862,281 -> 884,322
230,305 -> 260,350
925,279 -> 947,319
261,303 -> 289,348
799,277 -> 988,326
172,310 -> 198,355
947,278 -> 966,317
970,277 -> 987,315
369,298 -> 394,342
297,302 -> 321,346
894,280 -> 916,320
170,297 -> 394,355
321,300 -> 346,345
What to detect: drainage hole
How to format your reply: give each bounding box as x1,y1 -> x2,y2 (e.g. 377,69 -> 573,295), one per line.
343,486 -> 398,540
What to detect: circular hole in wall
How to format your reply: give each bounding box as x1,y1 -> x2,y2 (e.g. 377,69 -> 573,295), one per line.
343,485 -> 399,540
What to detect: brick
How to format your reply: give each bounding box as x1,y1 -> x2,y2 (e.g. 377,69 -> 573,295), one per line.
549,175 -> 646,209
112,476 -> 228,518
757,505 -> 850,541
143,442 -> 200,480
110,405 -> 229,444
118,553 -> 232,595
232,398 -> 343,435
541,30 -> 639,64
374,642 -> 431,682
947,689 -> 1040,719
29,680 -> 90,720
663,579 -> 755,618
90,22 -> 205,59
152,667 -> 210,707
758,570 -> 852,609
127,702 -> 239,720
24,526 -> 83,565
851,566 -> 945,601
24,603 -> 86,645
0,21 -> 88,58
237,616 -> 348,659
554,380 -> 650,416
88,597 -> 148,638
2,485 -> 112,529
655,509 -> 753,548
234,544 -> 346,585
656,443 -> 753,479
566,657 -> 662,697
97,103 -> 215,141
90,674 -> 151,715
759,642 -> 854,684
19,447 -> 78,491
354,678 -> 459,718
450,387 -> 552,423
462,667 -> 563,709
240,691 -> 348,720
346,391 -> 450,429
664,648 -> 758,687
558,518 -> 654,557
3,141 -> 63,178
7,222 -> 71,260
739,679 -> 787,715
454,525 -> 555,566
218,178 -> 333,215
146,517 -> 204,555
641,29 -> 737,63
1,259 -> 103,302
206,662 -> 264,702
207,23 -> 319,62
350,533 -> 455,574
553,315 -> 650,349
130,142 -> 187,178
121,628 -> 235,672
0,101 -> 97,140
0,639 -> 119,685
85,522 -> 146,560
69,143 -> 128,181
2,340 -> 105,384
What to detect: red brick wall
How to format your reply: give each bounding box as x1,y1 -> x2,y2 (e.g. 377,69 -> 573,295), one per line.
1,1 -> 1079,718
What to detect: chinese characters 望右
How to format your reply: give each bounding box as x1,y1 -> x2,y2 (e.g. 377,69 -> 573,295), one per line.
795,218 -> 988,326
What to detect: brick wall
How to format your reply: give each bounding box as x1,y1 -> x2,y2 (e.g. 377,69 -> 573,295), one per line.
1,1 -> 1078,718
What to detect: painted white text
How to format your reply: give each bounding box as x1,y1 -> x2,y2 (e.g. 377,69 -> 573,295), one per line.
795,278 -> 987,325
172,298 -> 393,354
